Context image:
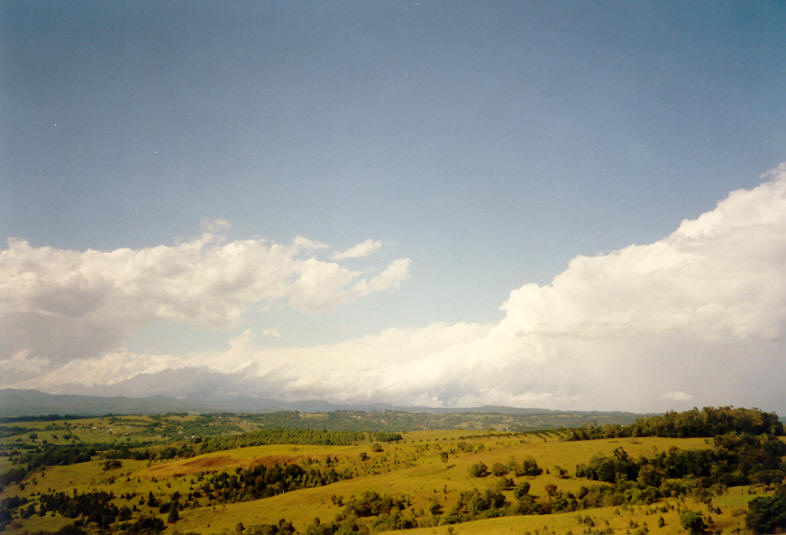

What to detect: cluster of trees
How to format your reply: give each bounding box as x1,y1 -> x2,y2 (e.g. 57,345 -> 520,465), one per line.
446,431 -> 786,526
441,487 -> 509,523
468,457 -> 543,478
199,461 -> 352,503
21,444 -> 96,469
746,485 -> 786,534
9,490 -> 132,530
101,442 -> 195,462
576,433 -> 786,490
680,510 -> 711,535
143,414 -> 245,440
0,496 -> 26,530
342,491 -> 411,518
0,467 -> 28,491
242,519 -> 297,535
369,432 -> 403,442
1,488 -> 189,533
1,444 -> 101,491
570,407 -> 783,440
243,410 -> 417,433
296,492 -> 415,535
197,429 -> 365,454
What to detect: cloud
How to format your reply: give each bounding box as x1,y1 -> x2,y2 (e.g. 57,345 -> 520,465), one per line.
0,227 -> 410,364
4,165 -> 786,413
352,258 -> 412,297
332,239 -> 382,260
663,391 -> 694,402
200,218 -> 232,234
262,327 -> 282,338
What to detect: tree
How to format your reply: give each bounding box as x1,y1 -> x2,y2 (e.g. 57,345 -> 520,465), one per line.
492,462 -> 509,476
514,481 -> 531,498
746,494 -> 786,534
128,516 -> 165,534
518,456 -> 543,476
167,503 -> 179,523
680,510 -> 709,535
468,462 -> 488,478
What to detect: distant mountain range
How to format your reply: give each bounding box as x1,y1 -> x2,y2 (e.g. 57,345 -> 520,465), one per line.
0,388 -> 340,417
0,388 -> 645,425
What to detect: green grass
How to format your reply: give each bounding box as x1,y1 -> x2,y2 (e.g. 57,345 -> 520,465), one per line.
166,436 -> 713,532
0,418 -> 774,535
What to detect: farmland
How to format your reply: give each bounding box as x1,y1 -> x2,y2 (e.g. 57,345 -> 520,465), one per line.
1,407 -> 784,535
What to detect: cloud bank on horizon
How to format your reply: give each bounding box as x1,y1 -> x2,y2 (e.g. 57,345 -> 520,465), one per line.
2,164 -> 786,412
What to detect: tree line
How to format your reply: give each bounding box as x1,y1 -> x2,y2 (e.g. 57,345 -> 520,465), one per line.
197,428 -> 365,454
569,406 -> 783,440
199,461 -> 353,503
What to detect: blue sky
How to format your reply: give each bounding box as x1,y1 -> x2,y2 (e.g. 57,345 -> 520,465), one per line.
2,1 -> 786,411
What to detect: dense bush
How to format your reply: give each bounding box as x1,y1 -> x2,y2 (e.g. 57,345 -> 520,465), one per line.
200,461 -> 352,503
468,461 -> 489,477
199,429 -> 364,454
372,432 -> 403,442
571,407 -> 783,440
21,444 -> 96,469
576,433 -> 786,489
746,487 -> 786,534
680,510 -> 710,535
342,491 -> 410,517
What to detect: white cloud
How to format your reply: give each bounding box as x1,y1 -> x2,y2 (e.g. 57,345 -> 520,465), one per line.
332,239 -> 382,260
499,166 -> 786,343
663,391 -> 694,402
4,164 -> 786,413
352,258 -> 412,297
291,235 -> 329,253
0,229 -> 410,365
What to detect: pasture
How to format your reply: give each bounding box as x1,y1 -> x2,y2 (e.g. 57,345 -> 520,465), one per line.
0,409 -> 783,534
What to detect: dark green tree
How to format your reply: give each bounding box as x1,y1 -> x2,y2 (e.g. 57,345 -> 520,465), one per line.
746,492 -> 786,534
514,481 -> 531,498
680,510 -> 709,535
166,502 -> 179,523
468,461 -> 488,478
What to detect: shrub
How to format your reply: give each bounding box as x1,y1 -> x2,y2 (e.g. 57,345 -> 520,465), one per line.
468,462 -> 489,478
746,493 -> 786,534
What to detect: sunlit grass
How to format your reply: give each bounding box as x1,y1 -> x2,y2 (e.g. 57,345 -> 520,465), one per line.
0,418 -> 772,535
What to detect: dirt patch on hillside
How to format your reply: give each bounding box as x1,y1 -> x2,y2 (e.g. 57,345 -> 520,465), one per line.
138,455 -> 239,477
181,455 -> 237,470
251,455 -> 301,467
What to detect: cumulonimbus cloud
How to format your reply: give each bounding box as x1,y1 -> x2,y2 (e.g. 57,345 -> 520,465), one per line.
0,225 -> 410,365
4,165 -> 786,413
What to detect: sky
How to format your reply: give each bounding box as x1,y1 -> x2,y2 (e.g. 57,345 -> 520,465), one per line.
2,1 -> 786,413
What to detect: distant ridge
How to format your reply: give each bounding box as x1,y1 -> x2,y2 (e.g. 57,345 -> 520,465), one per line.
0,388 -> 644,425
0,388 -> 207,418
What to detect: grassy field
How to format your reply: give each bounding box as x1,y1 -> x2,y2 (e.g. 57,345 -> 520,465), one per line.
379,489 -> 760,535
166,435 -> 714,532
0,413 -> 782,534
